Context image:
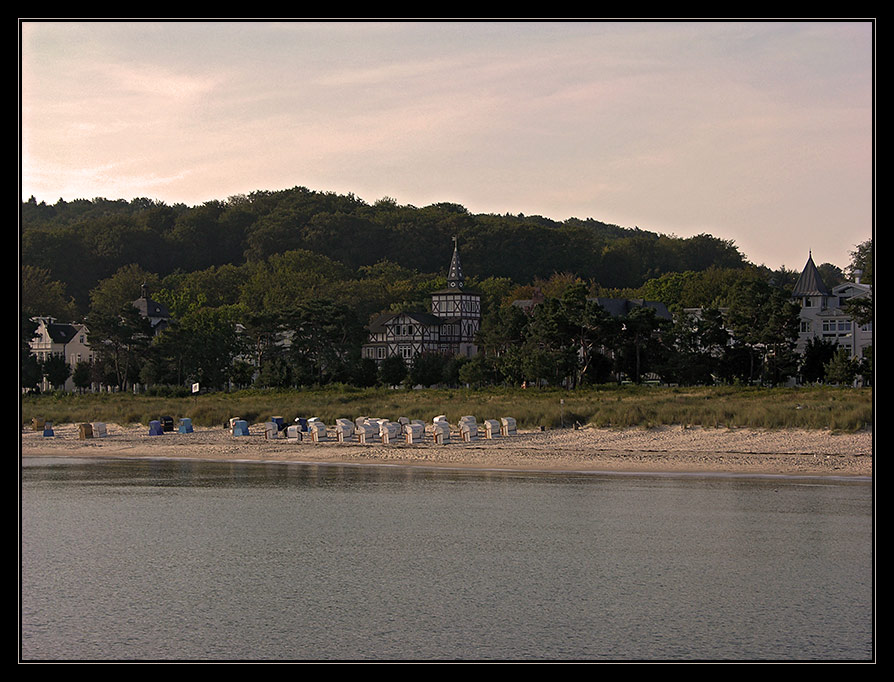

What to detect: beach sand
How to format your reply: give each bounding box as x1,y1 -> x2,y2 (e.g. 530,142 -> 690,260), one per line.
21,422 -> 872,478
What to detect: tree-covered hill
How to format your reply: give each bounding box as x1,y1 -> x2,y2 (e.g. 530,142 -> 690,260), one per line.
21,186 -> 748,314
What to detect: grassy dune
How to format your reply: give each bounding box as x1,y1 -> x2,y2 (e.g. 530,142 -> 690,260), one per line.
21,385 -> 873,433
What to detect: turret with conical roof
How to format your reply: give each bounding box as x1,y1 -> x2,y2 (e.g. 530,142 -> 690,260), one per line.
792,251 -> 831,298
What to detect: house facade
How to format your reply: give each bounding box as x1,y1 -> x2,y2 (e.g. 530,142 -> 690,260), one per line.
28,317 -> 94,391
362,240 -> 481,363
792,252 -> 872,359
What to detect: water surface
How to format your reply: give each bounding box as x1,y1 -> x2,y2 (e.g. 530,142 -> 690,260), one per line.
21,457 -> 873,661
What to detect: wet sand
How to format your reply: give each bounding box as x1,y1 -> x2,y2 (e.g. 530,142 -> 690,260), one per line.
20,422 -> 873,478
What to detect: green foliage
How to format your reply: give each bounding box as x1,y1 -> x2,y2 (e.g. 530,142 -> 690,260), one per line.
21,266 -> 78,320
21,186 -> 861,395
21,187 -> 752,316
800,337 -> 838,384
72,361 -> 93,391
824,349 -> 858,386
41,354 -> 72,389
21,353 -> 42,391
458,354 -> 497,387
408,352 -> 448,388
86,303 -> 155,391
378,355 -> 408,387
843,295 -> 873,327
848,239 -> 872,284
723,278 -> 800,385
89,265 -> 161,317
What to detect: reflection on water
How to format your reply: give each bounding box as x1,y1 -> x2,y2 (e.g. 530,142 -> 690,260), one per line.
21,457 -> 873,661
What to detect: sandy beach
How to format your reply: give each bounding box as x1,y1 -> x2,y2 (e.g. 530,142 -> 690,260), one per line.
21,422 -> 872,478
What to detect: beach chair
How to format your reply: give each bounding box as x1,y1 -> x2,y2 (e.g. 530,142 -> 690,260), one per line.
356,422 -> 378,444
501,417 -> 517,437
404,422 -> 425,444
335,419 -> 354,443
380,421 -> 401,444
432,420 -> 450,445
459,416 -> 478,441
308,421 -> 327,443
483,419 -> 500,439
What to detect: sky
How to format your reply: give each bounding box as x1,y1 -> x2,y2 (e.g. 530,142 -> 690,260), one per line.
20,20 -> 874,272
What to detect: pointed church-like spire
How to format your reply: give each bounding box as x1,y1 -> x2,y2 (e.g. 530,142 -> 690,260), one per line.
447,235 -> 464,289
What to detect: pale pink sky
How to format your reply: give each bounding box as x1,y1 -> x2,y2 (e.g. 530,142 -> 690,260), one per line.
20,20 -> 874,271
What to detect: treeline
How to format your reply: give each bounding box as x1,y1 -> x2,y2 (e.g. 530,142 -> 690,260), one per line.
21,260 -> 870,395
22,187 -> 749,314
21,187 -> 871,394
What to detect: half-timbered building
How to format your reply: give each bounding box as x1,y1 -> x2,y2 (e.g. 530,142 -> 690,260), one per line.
362,240 -> 481,362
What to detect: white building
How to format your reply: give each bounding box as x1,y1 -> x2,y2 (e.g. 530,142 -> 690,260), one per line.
28,317 -> 94,391
791,252 -> 872,359
362,239 -> 481,362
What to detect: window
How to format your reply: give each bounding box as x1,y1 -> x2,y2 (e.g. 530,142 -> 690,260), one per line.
800,321 -> 812,333
376,347 -> 385,359
399,345 -> 412,359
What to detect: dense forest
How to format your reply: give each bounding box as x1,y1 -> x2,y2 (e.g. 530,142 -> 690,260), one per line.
20,186 -> 873,392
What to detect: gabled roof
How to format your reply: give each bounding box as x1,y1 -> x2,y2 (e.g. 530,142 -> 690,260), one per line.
367,312 -> 398,332
368,311 -> 445,332
133,282 -> 170,321
407,311 -> 444,326
791,252 -> 831,297
45,322 -> 79,345
133,296 -> 170,319
833,282 -> 872,298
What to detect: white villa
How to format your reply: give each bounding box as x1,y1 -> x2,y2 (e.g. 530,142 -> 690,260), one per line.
28,317 -> 94,392
791,252 -> 872,359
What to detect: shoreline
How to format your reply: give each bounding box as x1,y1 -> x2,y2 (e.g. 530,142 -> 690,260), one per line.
20,423 -> 873,479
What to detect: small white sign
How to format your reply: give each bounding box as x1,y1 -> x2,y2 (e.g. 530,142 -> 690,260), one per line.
192,383 -> 200,394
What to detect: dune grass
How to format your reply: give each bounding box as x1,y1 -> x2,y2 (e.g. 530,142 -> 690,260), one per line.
21,384 -> 873,433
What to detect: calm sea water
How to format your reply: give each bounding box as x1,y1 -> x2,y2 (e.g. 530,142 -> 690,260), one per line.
20,456 -> 873,661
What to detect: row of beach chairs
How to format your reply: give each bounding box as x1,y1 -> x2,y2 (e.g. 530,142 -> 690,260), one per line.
31,415 -> 516,444
31,417 -> 194,439
231,415 -> 518,444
